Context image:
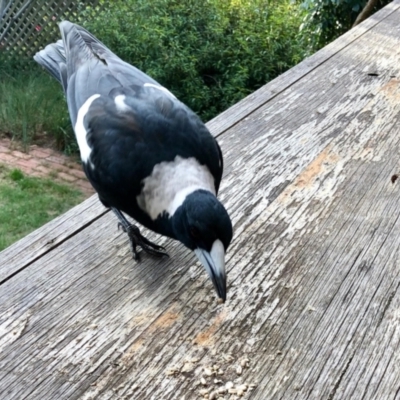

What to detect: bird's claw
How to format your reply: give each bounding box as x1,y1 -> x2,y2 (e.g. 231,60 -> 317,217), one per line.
118,223 -> 169,261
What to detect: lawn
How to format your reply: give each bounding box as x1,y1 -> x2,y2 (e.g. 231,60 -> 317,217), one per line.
0,164 -> 84,251
0,70 -> 76,153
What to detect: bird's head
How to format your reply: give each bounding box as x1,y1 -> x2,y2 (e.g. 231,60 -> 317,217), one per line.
172,189 -> 233,302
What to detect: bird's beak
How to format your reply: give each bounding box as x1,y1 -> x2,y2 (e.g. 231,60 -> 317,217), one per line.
194,239 -> 227,302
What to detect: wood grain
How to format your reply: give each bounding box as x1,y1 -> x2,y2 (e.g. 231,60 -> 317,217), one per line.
2,2 -> 400,400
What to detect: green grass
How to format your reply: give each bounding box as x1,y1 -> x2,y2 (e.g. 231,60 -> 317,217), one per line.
0,164 -> 84,251
0,69 -> 77,153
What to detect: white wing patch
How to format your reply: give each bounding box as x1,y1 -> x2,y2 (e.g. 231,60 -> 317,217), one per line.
74,94 -> 100,164
143,83 -> 176,99
115,95 -> 130,112
137,156 -> 215,220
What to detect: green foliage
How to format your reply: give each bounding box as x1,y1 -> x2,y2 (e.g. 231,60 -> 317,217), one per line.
9,168 -> 24,181
300,0 -> 391,51
0,165 -> 83,251
0,69 -> 76,153
83,0 -> 305,121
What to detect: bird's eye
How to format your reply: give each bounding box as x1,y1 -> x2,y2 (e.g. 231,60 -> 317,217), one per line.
190,227 -> 200,239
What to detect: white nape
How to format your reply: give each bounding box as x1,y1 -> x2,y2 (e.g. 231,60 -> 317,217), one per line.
137,156 -> 215,220
143,83 -> 176,99
74,94 -> 100,164
114,95 -> 130,112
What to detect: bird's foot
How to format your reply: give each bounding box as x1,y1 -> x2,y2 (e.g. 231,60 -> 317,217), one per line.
118,223 -> 169,261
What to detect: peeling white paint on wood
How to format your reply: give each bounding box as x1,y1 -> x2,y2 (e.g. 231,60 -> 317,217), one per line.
2,2 -> 400,399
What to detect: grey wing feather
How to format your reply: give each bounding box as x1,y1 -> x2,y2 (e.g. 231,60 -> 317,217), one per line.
34,21 -> 165,125
59,22 -> 159,87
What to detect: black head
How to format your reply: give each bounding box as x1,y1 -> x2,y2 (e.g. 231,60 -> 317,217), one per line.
172,190 -> 233,301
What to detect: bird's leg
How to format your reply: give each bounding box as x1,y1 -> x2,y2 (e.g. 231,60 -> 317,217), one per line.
111,208 -> 169,261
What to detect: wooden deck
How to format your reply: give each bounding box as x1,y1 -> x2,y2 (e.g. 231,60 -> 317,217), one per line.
2,2 -> 400,399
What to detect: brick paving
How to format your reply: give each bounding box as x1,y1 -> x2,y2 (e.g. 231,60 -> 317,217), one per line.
0,138 -> 95,198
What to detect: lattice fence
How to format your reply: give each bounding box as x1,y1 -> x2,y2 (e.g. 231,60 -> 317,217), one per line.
0,0 -> 102,63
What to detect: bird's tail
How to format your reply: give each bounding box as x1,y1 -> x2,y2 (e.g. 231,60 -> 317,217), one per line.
34,39 -> 67,90
59,21 -> 114,61
34,21 -> 117,91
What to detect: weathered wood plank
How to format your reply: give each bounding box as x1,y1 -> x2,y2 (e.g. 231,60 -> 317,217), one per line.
2,3 -> 400,400
0,195 -> 107,283
0,0 -> 400,282
0,0 -> 397,283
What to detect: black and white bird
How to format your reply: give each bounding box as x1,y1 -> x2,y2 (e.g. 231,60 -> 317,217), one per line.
34,21 -> 233,301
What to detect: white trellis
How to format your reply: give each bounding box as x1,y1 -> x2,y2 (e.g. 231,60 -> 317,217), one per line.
0,0 -> 101,63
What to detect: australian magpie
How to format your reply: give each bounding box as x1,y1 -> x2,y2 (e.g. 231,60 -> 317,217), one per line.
34,21 -> 233,301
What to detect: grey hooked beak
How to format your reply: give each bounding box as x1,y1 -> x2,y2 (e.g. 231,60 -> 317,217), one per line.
194,239 -> 227,302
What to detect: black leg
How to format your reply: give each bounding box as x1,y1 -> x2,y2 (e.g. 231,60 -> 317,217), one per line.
111,208 -> 169,261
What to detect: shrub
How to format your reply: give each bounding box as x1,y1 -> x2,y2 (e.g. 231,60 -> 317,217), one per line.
83,0 -> 305,121
299,0 -> 391,51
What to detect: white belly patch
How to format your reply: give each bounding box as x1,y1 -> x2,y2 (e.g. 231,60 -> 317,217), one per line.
137,156 -> 215,220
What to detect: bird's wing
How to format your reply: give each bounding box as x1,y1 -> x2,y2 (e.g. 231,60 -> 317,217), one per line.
35,21 -> 167,126
83,91 -> 222,198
